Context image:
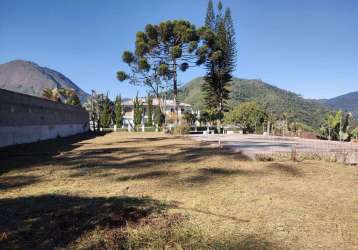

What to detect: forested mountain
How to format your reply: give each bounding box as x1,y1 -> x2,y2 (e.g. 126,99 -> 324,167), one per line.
178,77 -> 332,128
321,92 -> 358,118
0,60 -> 89,103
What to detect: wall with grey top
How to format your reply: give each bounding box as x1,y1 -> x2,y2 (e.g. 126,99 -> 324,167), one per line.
0,88 -> 89,147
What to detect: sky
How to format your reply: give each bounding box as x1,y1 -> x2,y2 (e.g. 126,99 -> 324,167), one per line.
0,0 -> 357,100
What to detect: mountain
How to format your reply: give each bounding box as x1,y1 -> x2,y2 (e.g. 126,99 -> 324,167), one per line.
0,60 -> 89,103
322,92 -> 358,118
178,77 -> 332,128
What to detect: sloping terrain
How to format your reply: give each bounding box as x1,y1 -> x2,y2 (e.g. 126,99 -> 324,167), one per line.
0,60 -> 89,103
322,91 -> 358,118
179,77 -> 332,128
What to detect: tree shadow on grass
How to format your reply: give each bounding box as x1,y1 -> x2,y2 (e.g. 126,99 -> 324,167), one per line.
66,146 -> 251,172
117,170 -> 180,182
0,175 -> 39,191
0,132 -> 104,175
183,167 -> 266,186
267,163 -> 304,177
0,194 -> 174,249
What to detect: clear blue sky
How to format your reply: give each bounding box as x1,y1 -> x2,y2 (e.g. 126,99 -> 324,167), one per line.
1,0 -> 357,100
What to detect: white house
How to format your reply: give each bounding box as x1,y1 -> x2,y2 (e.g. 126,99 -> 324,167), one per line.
121,98 -> 192,126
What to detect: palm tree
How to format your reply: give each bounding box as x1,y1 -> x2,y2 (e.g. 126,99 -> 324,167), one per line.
42,88 -> 61,102
42,87 -> 80,105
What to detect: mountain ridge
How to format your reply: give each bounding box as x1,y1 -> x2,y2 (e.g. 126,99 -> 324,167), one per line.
178,77 -> 333,128
0,60 -> 89,103
322,92 -> 358,117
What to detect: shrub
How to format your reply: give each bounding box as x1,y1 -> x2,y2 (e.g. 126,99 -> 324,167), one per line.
172,124 -> 191,135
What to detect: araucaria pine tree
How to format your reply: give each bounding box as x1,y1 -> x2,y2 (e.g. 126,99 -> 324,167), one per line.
133,95 -> 143,131
100,95 -> 112,128
200,0 -> 237,127
114,95 -> 123,127
117,20 -> 202,124
147,95 -> 153,126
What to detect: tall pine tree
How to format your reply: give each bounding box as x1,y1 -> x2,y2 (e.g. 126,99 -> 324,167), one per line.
100,95 -> 112,128
133,95 -> 143,131
147,95 -> 153,126
224,8 -> 237,72
201,0 -> 237,125
114,95 -> 123,127
205,0 -> 215,30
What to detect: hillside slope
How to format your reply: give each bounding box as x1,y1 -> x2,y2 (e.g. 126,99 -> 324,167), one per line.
323,92 -> 358,118
178,77 -> 331,128
0,60 -> 89,103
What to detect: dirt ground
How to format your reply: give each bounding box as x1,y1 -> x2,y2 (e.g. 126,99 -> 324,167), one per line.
1,132 -> 358,249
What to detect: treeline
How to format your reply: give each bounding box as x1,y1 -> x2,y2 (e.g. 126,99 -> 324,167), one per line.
85,92 -> 161,131
221,100 -> 358,141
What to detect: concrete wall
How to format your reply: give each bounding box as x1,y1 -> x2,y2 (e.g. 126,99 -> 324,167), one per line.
0,88 -> 89,147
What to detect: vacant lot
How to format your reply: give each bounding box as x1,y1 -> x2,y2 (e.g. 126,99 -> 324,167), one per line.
1,132 -> 358,249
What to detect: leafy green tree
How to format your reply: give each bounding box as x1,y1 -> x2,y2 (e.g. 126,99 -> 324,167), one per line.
133,95 -> 143,130
117,20 -> 201,124
147,95 -> 153,126
224,101 -> 267,133
100,95 -> 112,128
114,95 -> 123,127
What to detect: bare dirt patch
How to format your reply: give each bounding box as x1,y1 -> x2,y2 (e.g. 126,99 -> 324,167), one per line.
1,132 -> 358,249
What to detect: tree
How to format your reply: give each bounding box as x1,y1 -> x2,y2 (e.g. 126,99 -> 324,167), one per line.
205,0 -> 215,30
62,88 -> 81,106
100,95 -> 112,128
42,87 -> 81,106
351,127 -> 358,140
183,111 -> 197,125
117,20 -> 201,124
224,7 -> 237,72
154,106 -> 163,127
320,111 -> 351,141
114,95 -> 123,127
133,95 -> 143,130
147,95 -> 154,126
42,88 -> 61,102
200,1 -> 237,127
224,101 -> 267,133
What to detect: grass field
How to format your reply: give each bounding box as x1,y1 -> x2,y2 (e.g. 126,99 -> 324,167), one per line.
1,132 -> 358,249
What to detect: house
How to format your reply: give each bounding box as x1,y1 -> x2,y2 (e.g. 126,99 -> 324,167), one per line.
122,98 -> 192,126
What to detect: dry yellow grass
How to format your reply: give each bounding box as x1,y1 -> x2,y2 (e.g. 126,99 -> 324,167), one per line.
1,132 -> 358,249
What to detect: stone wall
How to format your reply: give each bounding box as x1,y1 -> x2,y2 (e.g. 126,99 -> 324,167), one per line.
0,88 -> 89,147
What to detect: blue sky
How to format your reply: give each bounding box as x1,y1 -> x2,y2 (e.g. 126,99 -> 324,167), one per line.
0,0 -> 357,100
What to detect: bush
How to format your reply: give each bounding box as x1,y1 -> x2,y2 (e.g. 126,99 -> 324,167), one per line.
172,124 -> 191,135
